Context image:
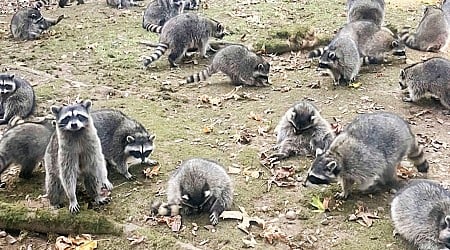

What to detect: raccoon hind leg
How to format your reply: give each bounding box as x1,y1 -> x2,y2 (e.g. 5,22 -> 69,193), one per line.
168,46 -> 188,67
84,173 -> 111,206
205,196 -> 225,225
46,171 -> 65,208
407,140 -> 429,173
18,160 -> 38,179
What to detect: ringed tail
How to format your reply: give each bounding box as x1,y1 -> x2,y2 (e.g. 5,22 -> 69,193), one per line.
34,0 -> 49,9
143,22 -> 163,33
186,65 -> 215,83
143,44 -> 169,67
399,28 -> 417,49
308,46 -> 327,58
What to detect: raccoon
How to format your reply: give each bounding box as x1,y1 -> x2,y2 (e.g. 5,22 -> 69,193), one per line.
400,6 -> 450,52
91,109 -> 157,180
399,57 -> 450,109
185,45 -> 270,87
58,0 -> 84,8
391,180 -> 450,250
106,0 -> 139,9
143,13 -> 225,68
155,158 -> 233,225
443,0 -> 450,23
0,118 -> 54,186
0,74 -> 36,125
347,0 -> 385,26
44,100 -> 113,214
304,112 -> 429,199
269,101 -> 335,161
142,0 -> 185,33
183,0 -> 199,10
10,3 -> 64,40
318,36 -> 361,85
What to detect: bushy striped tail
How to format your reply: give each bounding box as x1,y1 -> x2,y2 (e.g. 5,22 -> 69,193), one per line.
186,65 -> 215,83
33,0 -> 49,9
399,28 -> 418,50
308,46 -> 328,58
143,22 -> 163,33
143,44 -> 168,66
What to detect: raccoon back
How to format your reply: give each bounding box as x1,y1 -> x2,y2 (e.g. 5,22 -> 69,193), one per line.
347,0 -> 385,26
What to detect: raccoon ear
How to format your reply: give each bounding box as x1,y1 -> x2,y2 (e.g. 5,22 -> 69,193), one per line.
328,51 -> 337,60
315,148 -> 324,157
217,23 -> 223,30
257,63 -> 264,71
51,106 -> 61,115
445,215 -> 450,227
82,100 -> 92,110
149,134 -> 156,141
126,135 -> 135,143
204,190 -> 211,197
391,40 -> 399,48
181,194 -> 189,201
326,161 -> 338,173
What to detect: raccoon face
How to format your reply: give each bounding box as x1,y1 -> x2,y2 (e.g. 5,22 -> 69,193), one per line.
438,215 -> 450,247
51,100 -> 92,132
0,74 -> 17,95
182,0 -> 199,10
253,61 -> 270,85
212,22 -> 225,39
305,154 -> 341,186
124,134 -> 155,165
27,8 -> 50,38
398,69 -> 408,90
287,106 -> 315,134
181,188 -> 211,209
390,39 -> 406,57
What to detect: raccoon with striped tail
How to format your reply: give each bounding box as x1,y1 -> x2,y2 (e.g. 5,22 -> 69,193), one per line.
400,5 -> 450,52
0,73 -> 36,125
391,180 -> 450,250
10,0 -> 64,40
304,112 -> 429,199
0,118 -> 54,187
269,101 -> 335,162
142,0 -> 185,33
185,45 -> 270,87
91,109 -> 157,180
44,100 -> 113,214
143,13 -> 225,68
399,57 -> 450,110
151,158 -> 233,225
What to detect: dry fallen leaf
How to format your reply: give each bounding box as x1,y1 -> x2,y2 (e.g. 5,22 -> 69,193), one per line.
55,234 -> 98,250
143,165 -> 160,179
267,166 -> 297,191
260,225 -> 288,244
228,165 -> 242,174
127,236 -> 145,246
396,164 -> 417,179
150,215 -> 183,232
350,205 -> 380,227
242,234 -> 257,248
191,223 -> 199,236
248,111 -> 263,121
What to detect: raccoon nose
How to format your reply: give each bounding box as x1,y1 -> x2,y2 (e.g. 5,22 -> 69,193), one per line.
70,123 -> 78,129
318,62 -> 330,69
393,50 -> 406,56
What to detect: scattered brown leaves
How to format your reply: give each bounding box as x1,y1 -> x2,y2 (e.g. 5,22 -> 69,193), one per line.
235,128 -> 255,144
396,164 -> 417,180
143,165 -> 160,179
127,235 -> 145,246
260,225 -> 288,244
348,205 -> 380,227
267,166 -> 297,191
55,234 -> 98,250
147,215 -> 182,232
220,207 -> 265,234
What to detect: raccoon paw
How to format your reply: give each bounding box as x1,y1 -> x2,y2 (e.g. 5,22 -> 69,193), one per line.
103,180 -> 114,191
209,211 -> 219,225
124,172 -> 136,180
94,196 -> 111,205
69,202 -> 80,214
402,96 -> 413,102
334,192 -> 349,200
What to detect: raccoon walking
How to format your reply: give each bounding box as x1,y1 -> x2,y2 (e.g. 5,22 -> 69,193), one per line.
0,119 -> 54,186
400,6 -> 450,52
0,74 -> 36,125
10,1 -> 64,40
185,45 -> 270,87
58,0 -> 84,8
270,101 -> 335,161
305,112 -> 429,199
91,109 -> 157,180
391,180 -> 450,250
44,100 -> 113,214
106,0 -> 139,9
143,13 -> 225,68
142,0 -> 185,33
399,57 -> 450,110
153,158 -> 233,225
347,0 -> 385,26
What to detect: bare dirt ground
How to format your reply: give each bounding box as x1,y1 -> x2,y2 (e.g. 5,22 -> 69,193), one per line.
0,0 -> 449,249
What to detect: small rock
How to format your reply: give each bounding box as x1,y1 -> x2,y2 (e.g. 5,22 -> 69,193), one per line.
285,210 -> 297,220
0,231 -> 7,237
320,219 -> 329,225
6,235 -> 17,245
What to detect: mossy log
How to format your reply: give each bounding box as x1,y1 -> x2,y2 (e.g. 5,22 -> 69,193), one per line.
0,202 -> 123,235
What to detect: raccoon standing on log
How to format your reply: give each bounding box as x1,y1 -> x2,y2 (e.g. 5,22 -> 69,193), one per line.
10,0 -> 64,40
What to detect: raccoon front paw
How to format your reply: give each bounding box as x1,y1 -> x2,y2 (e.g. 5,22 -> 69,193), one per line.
209,211 -> 219,225
124,172 -> 136,180
103,180 -> 114,190
334,192 -> 349,200
69,202 -> 80,214
94,196 -> 111,205
402,96 -> 413,102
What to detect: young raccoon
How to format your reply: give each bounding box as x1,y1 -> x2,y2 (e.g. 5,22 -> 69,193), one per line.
142,0 -> 185,33
304,112 -> 429,199
91,109 -> 157,180
143,13 -> 225,68
0,73 -> 36,125
155,158 -> 233,225
58,0 -> 84,8
400,6 -> 450,52
185,45 -> 270,87
44,100 -> 113,214
106,0 -> 139,9
318,36 -> 361,85
391,180 -> 450,250
347,0 -> 385,26
10,2 -> 64,40
270,101 -> 335,161
399,57 -> 450,109
0,118 -> 54,186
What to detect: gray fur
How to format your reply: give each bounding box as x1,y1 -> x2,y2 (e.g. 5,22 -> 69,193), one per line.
270,101 -> 335,161
400,6 -> 450,52
143,13 -> 225,68
305,112 -> 429,199
399,57 -> 450,109
0,119 -> 54,183
106,0 -> 139,9
185,45 -> 270,86
142,0 -> 185,33
44,100 -> 113,214
443,0 -> 450,23
10,4 -> 64,40
59,0 -> 84,8
158,158 -> 233,225
91,109 -> 157,180
0,73 -> 36,125
347,0 -> 385,26
391,180 -> 450,250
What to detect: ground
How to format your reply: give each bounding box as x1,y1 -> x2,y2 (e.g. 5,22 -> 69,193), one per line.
0,0 -> 449,249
